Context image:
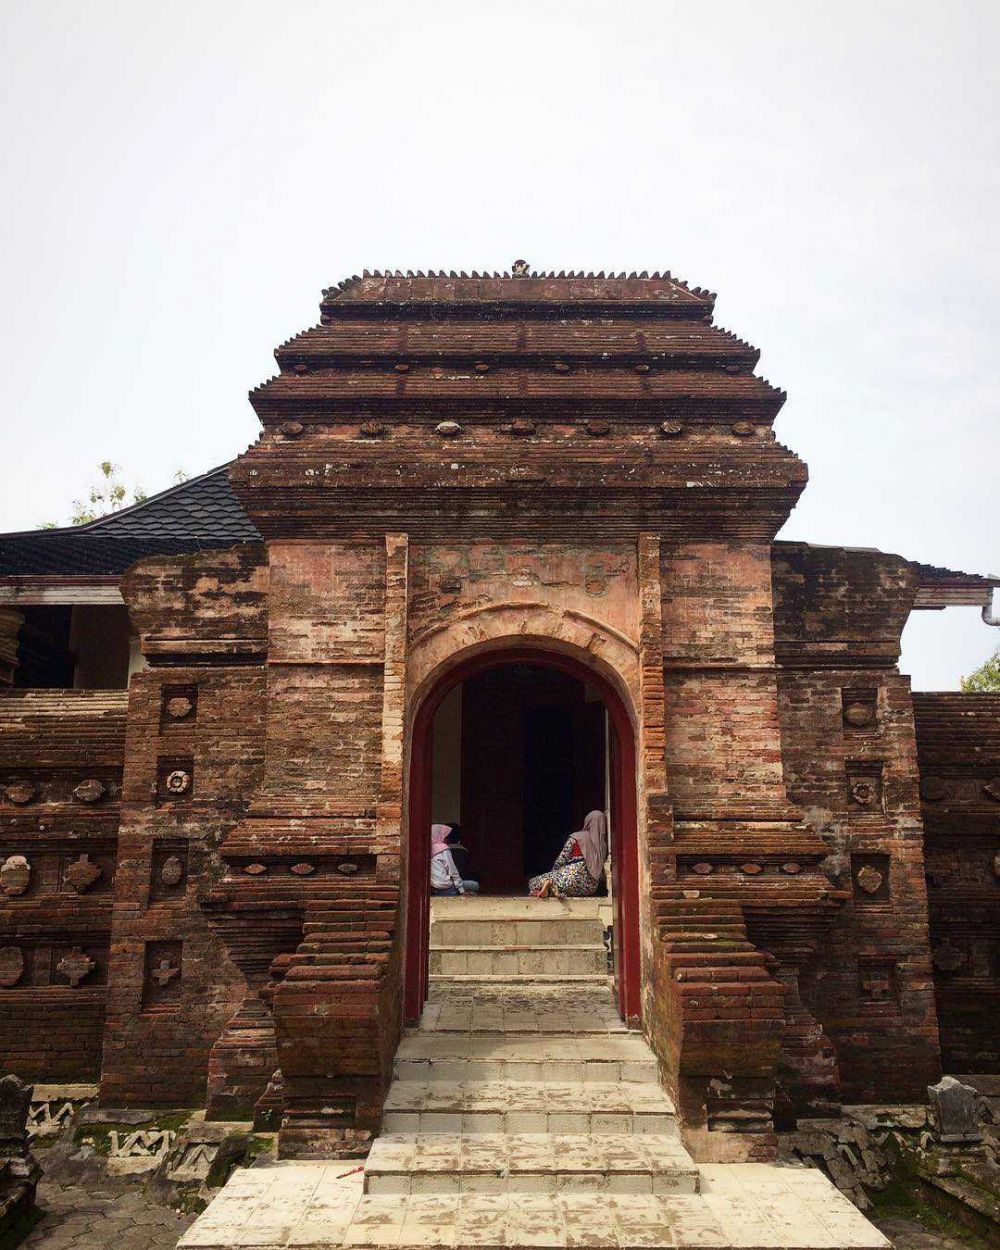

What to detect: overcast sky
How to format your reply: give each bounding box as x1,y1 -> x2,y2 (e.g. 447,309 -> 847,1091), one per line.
1,0 -> 996,689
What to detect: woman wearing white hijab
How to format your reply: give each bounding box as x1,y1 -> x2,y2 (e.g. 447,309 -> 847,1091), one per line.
430,823 -> 480,896
528,810 -> 607,898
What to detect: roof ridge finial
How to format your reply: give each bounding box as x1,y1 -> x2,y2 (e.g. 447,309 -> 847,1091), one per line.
511,258 -> 530,277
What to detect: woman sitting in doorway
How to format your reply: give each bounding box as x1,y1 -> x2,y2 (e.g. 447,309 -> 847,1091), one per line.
430,824 -> 480,896
528,810 -> 607,899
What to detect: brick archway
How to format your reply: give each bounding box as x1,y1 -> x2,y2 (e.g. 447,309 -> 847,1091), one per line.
404,645 -> 641,1024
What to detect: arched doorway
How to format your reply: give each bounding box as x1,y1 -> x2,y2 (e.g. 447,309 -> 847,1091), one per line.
405,646 -> 641,1024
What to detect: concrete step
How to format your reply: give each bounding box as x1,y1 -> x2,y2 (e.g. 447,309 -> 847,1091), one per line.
417,985 -> 629,1033
394,1031 -> 659,1083
365,1132 -> 699,1194
429,972 -> 610,986
178,1161 -> 892,1249
431,896 -> 604,921
430,943 -> 607,977
430,918 -> 606,947
382,1080 -> 677,1135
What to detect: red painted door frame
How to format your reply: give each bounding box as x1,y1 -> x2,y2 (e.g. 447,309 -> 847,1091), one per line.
404,648 -> 641,1024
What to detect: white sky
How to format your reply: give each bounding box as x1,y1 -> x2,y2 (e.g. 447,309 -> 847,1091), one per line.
0,0 -> 996,689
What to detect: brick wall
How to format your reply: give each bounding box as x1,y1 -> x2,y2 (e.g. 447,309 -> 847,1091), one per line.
772,544 -> 941,1102
99,546 -> 269,1106
0,690 -> 126,1079
914,693 -> 1000,1072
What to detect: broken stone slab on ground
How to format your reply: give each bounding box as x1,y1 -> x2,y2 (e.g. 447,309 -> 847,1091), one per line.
26,1084 -> 99,1141
928,1076 -> 983,1145
163,1119 -> 254,1185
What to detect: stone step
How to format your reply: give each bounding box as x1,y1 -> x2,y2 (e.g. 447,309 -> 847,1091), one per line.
394,1031 -> 659,1083
365,1132 -> 698,1195
430,943 -> 607,977
431,896 -> 605,921
417,987 -> 629,1033
430,918 -> 605,947
178,1161 -> 892,1249
382,1080 -> 676,1135
342,1182 -> 890,1249
429,972 -> 610,986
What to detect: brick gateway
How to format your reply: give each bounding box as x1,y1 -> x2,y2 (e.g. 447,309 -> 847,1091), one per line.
0,266 -> 997,1165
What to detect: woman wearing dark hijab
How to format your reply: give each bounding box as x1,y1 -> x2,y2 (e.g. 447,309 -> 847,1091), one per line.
528,810 -> 607,899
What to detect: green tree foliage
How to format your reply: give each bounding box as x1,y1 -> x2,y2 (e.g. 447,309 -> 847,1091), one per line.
960,645 -> 1000,692
68,460 -> 147,525
39,462 -> 186,528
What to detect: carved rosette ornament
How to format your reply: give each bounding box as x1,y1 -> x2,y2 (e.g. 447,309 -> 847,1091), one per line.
692,862 -> 714,876
0,855 -> 30,897
850,780 -> 877,807
0,946 -> 24,987
659,421 -> 684,437
159,856 -> 184,888
731,421 -> 755,437
3,782 -> 38,806
165,696 -> 194,721
73,778 -> 107,804
165,770 -> 191,796
843,702 -> 874,728
290,862 -> 315,876
336,861 -> 359,875
435,421 -> 462,438
359,421 -> 387,439
64,854 -> 102,893
56,947 -> 95,987
855,864 -> 884,895
740,862 -> 763,875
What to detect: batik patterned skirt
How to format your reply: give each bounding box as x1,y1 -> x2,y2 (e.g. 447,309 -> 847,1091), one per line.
528,835 -> 600,897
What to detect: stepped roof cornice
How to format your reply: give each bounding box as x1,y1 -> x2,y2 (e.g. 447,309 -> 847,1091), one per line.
319,266 -> 715,318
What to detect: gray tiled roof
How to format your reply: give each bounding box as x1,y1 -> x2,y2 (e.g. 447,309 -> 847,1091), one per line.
0,465 -> 260,577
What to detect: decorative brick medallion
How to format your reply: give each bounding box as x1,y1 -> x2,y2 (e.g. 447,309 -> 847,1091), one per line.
72,778 -> 106,803
142,941 -> 183,1012
0,855 -> 30,897
3,782 -> 37,805
63,854 -> 102,893
0,945 -> 24,987
56,947 -> 95,988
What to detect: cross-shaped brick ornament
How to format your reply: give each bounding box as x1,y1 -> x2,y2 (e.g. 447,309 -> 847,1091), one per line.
57,947 -> 95,987
151,958 -> 180,987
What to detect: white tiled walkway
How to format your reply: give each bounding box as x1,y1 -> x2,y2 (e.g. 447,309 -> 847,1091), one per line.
179,897 -> 889,1249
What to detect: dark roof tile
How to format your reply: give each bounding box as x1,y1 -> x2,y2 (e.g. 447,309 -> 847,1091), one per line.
0,465 -> 259,577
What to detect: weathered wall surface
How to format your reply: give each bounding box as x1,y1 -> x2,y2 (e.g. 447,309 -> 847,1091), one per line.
914,692 -> 1000,1072
647,539 -> 843,1158
772,544 -> 941,1103
0,690 -> 127,1078
100,546 -> 269,1106
202,537 -> 407,1157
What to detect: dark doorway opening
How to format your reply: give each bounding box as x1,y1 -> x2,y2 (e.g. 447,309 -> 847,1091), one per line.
431,664 -> 608,894
407,647 -> 641,1025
